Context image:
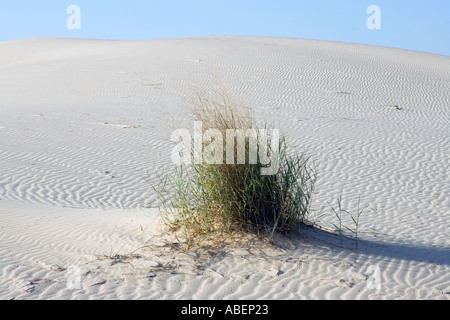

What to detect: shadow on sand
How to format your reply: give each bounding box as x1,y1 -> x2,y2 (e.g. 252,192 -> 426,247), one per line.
297,226 -> 450,267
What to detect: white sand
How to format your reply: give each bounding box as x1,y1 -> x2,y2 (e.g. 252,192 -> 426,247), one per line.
0,37 -> 449,300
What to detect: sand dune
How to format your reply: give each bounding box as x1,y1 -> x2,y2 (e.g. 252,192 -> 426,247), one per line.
0,37 -> 449,300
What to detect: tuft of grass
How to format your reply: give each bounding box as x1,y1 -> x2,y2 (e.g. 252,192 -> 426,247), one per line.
155,91 -> 316,249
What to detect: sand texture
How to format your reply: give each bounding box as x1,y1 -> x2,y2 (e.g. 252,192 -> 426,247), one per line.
0,37 -> 449,300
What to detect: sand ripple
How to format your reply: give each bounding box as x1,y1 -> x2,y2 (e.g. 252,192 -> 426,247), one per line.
0,37 -> 448,299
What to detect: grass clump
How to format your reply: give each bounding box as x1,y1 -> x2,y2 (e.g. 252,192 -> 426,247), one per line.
156,91 -> 316,248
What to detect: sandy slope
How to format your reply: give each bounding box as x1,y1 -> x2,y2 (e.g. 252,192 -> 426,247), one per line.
0,37 -> 449,300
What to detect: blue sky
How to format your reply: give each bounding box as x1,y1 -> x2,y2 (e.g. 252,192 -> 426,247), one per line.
1,0 -> 449,55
